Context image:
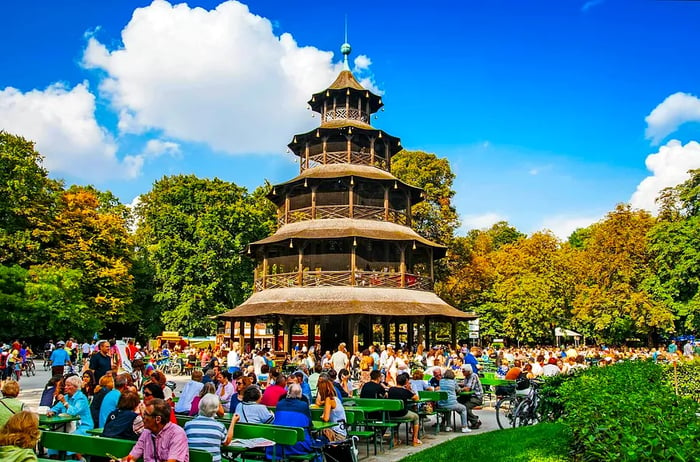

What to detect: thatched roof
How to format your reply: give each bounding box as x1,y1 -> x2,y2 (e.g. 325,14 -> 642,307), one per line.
328,71 -> 366,91
308,71 -> 384,119
287,126 -> 401,157
218,286 -> 475,319
249,218 -> 447,256
267,164 -> 424,205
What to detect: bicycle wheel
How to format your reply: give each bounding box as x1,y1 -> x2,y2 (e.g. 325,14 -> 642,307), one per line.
495,396 -> 517,429
28,361 -> 36,376
170,362 -> 181,376
512,398 -> 535,427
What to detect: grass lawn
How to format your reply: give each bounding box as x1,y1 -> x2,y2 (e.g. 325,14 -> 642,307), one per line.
401,423 -> 572,462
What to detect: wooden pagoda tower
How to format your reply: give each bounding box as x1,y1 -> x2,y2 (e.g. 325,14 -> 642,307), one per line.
219,41 -> 475,354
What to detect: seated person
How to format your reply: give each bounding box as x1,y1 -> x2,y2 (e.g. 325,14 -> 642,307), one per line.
103,390 -> 144,440
122,399 -> 189,462
409,369 -> 432,392
141,382 -> 178,424
387,373 -> 421,446
0,381 -> 27,428
268,384 -> 321,462
235,385 -> 274,424
185,394 -> 238,462
39,375 -> 62,407
316,378 -> 347,442
0,411 -> 40,462
260,374 -> 288,406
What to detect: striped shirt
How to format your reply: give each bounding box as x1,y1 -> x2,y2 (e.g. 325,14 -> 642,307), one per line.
184,415 -> 226,462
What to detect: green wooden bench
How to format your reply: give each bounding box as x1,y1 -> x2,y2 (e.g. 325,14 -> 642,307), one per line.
222,422 -> 306,462
343,398 -> 405,449
418,390 -> 452,433
40,430 -> 213,462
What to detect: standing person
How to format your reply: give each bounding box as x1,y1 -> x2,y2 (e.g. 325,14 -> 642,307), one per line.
315,378 -> 347,442
49,341 -> 71,377
330,343 -> 349,373
185,394 -> 238,462
308,364 -> 322,400
387,373 -> 422,446
121,398 -> 189,462
90,340 -> 113,382
437,369 -> 470,433
0,411 -> 40,462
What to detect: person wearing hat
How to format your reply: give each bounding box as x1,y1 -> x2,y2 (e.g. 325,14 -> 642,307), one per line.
49,341 -> 71,376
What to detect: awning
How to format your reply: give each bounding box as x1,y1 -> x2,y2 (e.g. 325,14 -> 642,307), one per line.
555,327 -> 582,338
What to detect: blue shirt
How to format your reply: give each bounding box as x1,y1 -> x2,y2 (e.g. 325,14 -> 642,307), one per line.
50,390 -> 93,435
50,348 -> 70,366
99,389 -> 121,427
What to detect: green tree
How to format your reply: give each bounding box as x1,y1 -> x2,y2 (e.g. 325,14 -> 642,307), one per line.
135,175 -> 275,335
488,232 -> 575,344
44,187 -> 135,329
571,204 -> 674,344
391,150 -> 459,246
648,169 -> 700,333
0,132 -> 62,266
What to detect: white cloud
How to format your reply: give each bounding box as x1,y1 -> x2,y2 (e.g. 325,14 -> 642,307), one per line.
539,214 -> 602,241
460,213 -> 507,232
630,139 -> 700,213
645,92 -> 700,145
82,0 -> 377,155
354,55 -> 371,70
582,0 -> 605,13
143,139 -> 181,158
0,83 -> 140,180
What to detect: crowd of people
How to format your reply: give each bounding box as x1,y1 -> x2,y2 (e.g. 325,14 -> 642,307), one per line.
0,336 -> 697,461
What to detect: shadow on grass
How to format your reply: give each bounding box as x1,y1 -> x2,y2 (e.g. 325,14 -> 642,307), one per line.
400,423 -> 572,462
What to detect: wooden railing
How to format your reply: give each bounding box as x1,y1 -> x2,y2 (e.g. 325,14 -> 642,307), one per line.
323,108 -> 369,124
303,150 -> 387,171
254,270 -> 433,292
278,205 -> 407,226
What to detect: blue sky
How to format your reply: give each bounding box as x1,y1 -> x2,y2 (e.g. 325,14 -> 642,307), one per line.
2,0 -> 700,238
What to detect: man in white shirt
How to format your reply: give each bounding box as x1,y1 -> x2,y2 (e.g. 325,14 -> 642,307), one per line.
226,347 -> 240,369
331,343 -> 349,373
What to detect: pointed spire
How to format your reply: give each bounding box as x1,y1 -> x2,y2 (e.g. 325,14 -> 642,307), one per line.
341,15 -> 351,71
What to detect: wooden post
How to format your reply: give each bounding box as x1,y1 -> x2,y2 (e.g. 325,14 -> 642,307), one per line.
322,138 -> 328,165
249,318 -> 256,350
451,320 -> 458,351
298,245 -> 304,286
283,316 -> 292,353
384,186 -> 389,221
311,186 -> 317,220
383,318 -> 391,345
262,254 -> 268,290
406,191 -> 412,226
350,314 -> 360,355
394,319 -> 400,347
400,244 -> 406,288
407,319 -> 414,351
305,142 -> 310,170
370,138 -> 376,165
350,239 -> 357,286
308,318 -> 316,350
425,318 -> 431,348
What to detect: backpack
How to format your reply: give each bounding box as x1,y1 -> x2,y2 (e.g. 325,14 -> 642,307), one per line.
103,409 -> 139,440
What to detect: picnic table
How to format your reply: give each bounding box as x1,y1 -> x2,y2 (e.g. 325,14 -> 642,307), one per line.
39,414 -> 80,431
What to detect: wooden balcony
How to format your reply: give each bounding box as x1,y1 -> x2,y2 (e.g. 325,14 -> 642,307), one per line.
278,205 -> 407,227
254,270 -> 433,292
303,150 -> 387,171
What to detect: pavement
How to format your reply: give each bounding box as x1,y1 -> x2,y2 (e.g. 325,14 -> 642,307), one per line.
15,367 -> 501,462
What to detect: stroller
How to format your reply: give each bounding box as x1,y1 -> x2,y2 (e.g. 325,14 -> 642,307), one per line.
322,436 -> 359,462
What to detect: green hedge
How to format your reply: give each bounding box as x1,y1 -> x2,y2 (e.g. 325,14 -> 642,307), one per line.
662,358 -> 700,403
556,360 -> 700,461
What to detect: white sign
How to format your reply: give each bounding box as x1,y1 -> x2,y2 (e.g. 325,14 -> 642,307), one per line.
468,332 -> 480,339
468,320 -> 480,331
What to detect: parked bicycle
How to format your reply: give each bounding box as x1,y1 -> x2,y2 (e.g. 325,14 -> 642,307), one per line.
495,378 -> 543,429
42,351 -> 52,371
